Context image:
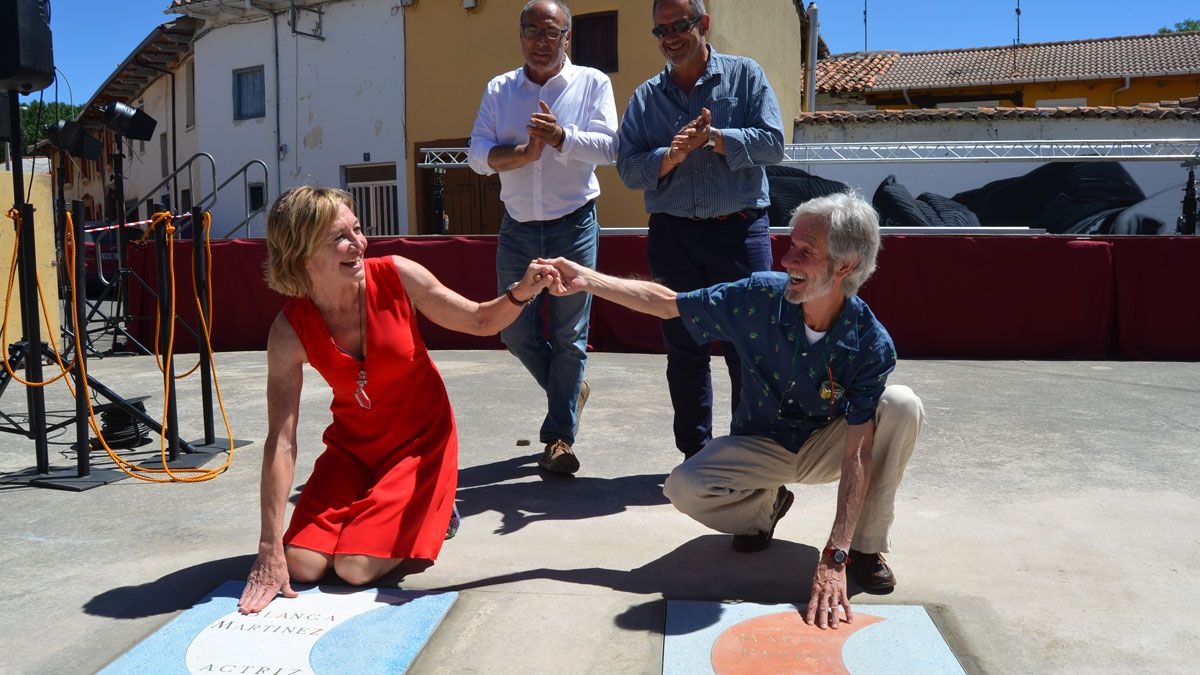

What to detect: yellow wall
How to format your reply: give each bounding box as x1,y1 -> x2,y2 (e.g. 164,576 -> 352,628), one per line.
866,74 -> 1200,110
0,169 -> 61,342
403,0 -> 804,230
707,0 -> 804,142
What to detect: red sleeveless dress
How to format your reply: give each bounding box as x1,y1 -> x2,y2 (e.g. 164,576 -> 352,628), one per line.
280,256 -> 458,560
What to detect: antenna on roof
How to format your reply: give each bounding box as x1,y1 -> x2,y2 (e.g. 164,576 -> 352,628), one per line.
1014,0 -> 1022,46
863,0 -> 868,51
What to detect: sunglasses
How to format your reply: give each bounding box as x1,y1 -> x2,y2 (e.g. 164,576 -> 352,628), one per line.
521,24 -> 568,41
651,17 -> 701,39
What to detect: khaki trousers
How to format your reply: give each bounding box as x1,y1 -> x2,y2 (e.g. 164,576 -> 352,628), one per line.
662,384 -> 924,554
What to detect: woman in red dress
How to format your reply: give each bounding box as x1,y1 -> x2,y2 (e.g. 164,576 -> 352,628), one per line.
238,186 -> 556,613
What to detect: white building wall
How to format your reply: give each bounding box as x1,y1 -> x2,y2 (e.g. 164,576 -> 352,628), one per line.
792,117 -> 1200,228
193,0 -> 408,237
122,74 -> 174,217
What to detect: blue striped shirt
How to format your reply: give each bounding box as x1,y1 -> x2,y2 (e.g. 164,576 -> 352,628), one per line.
617,47 -> 785,219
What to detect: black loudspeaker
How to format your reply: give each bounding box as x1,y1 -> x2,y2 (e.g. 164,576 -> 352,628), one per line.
0,0 -> 55,94
0,91 -> 11,143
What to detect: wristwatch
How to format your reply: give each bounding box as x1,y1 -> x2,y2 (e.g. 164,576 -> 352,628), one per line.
505,281 -> 535,307
822,545 -> 849,567
703,130 -> 718,151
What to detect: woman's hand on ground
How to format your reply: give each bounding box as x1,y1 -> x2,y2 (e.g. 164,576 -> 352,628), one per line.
237,549 -> 298,614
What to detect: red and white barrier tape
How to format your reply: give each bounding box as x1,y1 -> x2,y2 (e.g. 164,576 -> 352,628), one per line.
85,212 -> 192,234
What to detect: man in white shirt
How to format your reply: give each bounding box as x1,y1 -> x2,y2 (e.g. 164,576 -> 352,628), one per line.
468,0 -> 618,474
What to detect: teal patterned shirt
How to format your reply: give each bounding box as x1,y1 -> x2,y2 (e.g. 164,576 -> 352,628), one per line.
677,272 -> 897,453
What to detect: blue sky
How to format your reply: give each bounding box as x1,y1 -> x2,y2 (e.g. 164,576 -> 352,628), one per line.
21,0 -> 1200,108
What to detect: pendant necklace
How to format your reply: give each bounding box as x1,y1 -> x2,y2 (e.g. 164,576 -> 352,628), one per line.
353,283 -> 371,410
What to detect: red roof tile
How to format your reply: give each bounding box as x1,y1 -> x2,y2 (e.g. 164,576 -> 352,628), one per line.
818,31 -> 1200,93
815,51 -> 899,94
795,104 -> 1200,125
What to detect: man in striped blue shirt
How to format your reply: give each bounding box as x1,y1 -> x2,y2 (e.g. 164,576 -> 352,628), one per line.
617,0 -> 785,459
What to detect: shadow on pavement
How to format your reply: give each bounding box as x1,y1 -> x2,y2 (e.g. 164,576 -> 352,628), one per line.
84,554 -> 256,619
433,535 -> 857,634
454,454 -> 670,534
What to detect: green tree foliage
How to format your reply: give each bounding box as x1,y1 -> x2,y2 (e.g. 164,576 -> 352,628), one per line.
1157,19 -> 1200,33
16,100 -> 84,152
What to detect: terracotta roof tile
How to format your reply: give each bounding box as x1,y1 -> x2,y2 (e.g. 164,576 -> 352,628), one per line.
795,104 -> 1200,125
818,31 -> 1200,93
815,51 -> 899,93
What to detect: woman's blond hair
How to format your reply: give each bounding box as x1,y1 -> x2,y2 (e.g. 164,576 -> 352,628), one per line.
264,186 -> 357,297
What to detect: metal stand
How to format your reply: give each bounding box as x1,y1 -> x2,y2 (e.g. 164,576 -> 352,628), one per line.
1178,160 -> 1197,235
1,99 -> 226,490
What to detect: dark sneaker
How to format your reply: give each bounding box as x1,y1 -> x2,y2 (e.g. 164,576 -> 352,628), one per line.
848,549 -> 897,592
731,486 -> 794,553
538,439 -> 580,475
444,504 -> 461,540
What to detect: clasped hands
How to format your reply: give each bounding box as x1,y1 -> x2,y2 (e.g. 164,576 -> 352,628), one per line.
666,107 -> 715,162
510,258 -> 592,300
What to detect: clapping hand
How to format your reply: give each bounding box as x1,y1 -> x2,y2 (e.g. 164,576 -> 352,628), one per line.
667,107 -> 712,161
527,100 -> 564,150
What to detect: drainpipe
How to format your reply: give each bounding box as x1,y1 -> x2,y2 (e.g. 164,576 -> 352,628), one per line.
805,2 -> 819,113
902,87 -> 913,107
1110,75 -> 1131,106
272,10 -> 283,194
250,1 -> 284,199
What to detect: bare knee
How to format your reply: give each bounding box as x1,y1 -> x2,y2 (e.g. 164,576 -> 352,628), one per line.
333,554 -> 395,586
286,546 -> 332,584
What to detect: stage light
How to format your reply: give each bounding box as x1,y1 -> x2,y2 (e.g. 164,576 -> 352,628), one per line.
99,101 -> 157,142
46,119 -> 101,162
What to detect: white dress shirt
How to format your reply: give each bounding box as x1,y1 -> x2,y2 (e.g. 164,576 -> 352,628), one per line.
468,59 -> 618,223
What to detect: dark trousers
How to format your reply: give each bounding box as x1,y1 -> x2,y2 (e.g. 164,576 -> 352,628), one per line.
647,210 -> 773,456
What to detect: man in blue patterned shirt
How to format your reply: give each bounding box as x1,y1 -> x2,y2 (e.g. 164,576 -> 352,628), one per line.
617,0 -> 786,461
541,193 -> 924,630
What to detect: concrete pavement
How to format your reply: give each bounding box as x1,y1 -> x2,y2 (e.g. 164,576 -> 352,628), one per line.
0,350 -> 1197,673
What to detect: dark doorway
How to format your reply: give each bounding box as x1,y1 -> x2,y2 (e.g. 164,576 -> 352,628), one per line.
413,137 -> 504,235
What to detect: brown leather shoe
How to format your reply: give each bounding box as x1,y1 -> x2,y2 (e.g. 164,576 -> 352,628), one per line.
731,486 -> 794,553
538,439 -> 580,475
848,549 -> 897,593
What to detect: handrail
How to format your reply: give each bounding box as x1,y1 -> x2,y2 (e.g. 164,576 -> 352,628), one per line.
212,159 -> 270,238
123,152 -> 217,222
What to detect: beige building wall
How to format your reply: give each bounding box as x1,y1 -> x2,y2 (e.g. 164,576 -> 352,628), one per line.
707,0 -> 805,143
403,0 -> 805,230
0,170 -> 61,342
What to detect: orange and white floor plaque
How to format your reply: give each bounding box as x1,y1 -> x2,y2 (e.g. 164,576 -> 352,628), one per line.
664,601 -> 963,674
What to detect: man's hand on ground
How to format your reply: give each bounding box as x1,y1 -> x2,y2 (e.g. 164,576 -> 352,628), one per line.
804,561 -> 854,629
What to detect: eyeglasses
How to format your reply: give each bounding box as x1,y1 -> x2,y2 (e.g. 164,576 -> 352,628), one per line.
521,24 -> 568,41
651,17 -> 701,38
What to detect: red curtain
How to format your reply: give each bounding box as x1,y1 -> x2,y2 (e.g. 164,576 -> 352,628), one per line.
126,235 -> 1199,360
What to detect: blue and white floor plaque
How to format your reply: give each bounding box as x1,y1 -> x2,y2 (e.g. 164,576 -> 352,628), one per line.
102,581 -> 457,675
664,601 -> 963,675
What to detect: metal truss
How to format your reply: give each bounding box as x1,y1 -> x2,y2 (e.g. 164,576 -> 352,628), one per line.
781,139 -> 1200,164
418,148 -> 470,168
419,139 -> 1200,168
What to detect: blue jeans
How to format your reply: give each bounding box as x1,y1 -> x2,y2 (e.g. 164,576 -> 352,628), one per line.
647,210 -> 773,456
496,201 -> 598,446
